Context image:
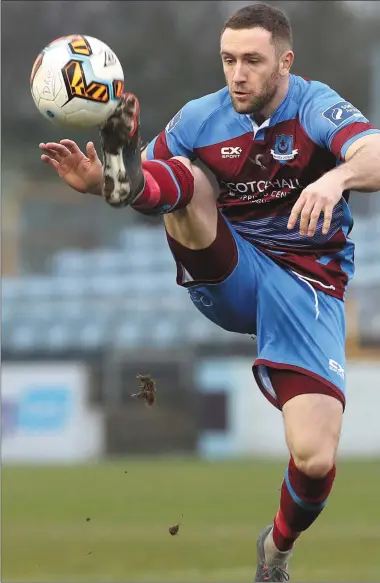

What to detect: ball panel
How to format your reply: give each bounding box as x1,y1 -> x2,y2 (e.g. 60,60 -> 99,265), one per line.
62,59 -> 110,104
30,34 -> 124,129
32,56 -> 65,104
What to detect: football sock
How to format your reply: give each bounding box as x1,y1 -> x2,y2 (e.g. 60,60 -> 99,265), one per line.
132,159 -> 194,214
271,456 -> 336,552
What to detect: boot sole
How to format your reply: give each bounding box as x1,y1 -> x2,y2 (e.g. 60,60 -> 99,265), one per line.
100,93 -> 140,207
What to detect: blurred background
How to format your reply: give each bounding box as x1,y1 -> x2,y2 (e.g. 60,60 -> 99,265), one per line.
2,1 -> 380,582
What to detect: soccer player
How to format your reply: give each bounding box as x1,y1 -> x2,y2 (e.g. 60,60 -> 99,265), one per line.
39,4 -> 380,581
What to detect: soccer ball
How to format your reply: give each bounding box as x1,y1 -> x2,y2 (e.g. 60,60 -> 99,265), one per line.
30,35 -> 124,129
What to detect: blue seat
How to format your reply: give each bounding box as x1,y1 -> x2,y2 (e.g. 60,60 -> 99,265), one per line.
7,323 -> 41,351
50,249 -> 88,276
2,277 -> 24,301
86,274 -> 134,296
113,319 -> 145,348
85,249 -> 129,273
45,322 -> 77,350
78,320 -> 110,349
46,277 -> 88,297
118,226 -> 166,251
148,316 -> 181,348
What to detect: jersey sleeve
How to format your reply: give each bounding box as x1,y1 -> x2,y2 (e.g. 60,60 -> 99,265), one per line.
299,84 -> 380,161
145,100 -> 201,161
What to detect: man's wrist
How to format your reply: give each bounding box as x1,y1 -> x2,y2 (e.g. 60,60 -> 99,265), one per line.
327,163 -> 354,192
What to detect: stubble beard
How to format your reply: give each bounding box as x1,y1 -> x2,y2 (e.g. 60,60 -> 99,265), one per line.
231,70 -> 280,115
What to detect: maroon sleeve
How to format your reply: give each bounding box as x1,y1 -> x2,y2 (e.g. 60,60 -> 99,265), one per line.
146,131 -> 174,160
330,122 -> 380,160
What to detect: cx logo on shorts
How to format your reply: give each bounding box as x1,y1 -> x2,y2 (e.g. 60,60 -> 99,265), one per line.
329,359 -> 345,380
189,290 -> 213,307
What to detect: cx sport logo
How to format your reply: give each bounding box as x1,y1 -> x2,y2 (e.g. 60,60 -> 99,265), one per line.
221,146 -> 242,159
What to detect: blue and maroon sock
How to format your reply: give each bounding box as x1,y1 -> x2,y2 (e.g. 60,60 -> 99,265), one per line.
132,159 -> 194,215
272,457 -> 336,551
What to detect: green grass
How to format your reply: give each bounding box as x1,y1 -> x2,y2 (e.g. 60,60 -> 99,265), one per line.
2,459 -> 380,582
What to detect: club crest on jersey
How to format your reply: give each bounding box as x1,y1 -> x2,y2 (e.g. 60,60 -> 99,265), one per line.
271,135 -> 298,164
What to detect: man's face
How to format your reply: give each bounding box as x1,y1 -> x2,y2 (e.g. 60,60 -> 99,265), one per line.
220,27 -> 284,115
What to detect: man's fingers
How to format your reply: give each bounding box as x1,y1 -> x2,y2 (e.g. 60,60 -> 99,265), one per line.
41,148 -> 58,159
288,183 -> 338,236
85,141 -> 99,162
39,143 -> 57,156
60,139 -> 81,155
322,207 -> 333,235
39,145 -> 61,160
307,206 -> 323,237
41,154 -> 59,169
44,143 -> 71,158
39,142 -> 69,162
287,197 -> 306,230
299,202 -> 316,236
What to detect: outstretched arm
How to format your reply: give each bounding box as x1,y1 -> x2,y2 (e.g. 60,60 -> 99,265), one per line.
287,134 -> 380,237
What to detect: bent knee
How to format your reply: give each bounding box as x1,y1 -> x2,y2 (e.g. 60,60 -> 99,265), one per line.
164,158 -> 219,249
172,157 -> 219,206
172,156 -> 193,171
293,452 -> 335,478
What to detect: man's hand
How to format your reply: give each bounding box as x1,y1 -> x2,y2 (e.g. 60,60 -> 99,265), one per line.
287,174 -> 344,237
39,139 -> 103,196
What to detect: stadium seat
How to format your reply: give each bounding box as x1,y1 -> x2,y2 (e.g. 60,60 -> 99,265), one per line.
84,274 -> 134,297
2,277 -> 24,301
148,316 -> 182,347
113,319 -> 146,348
50,249 -> 89,275
17,275 -> 57,298
45,323 -> 78,350
48,276 -> 88,297
8,323 -> 40,351
78,321 -> 110,349
118,226 -> 166,251
83,249 -> 131,274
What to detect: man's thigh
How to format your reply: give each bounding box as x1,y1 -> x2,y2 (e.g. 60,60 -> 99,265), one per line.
163,158 -> 219,250
253,259 -> 347,409
167,214 -> 268,334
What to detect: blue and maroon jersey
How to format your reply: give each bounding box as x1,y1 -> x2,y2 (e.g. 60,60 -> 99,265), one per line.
146,74 -> 380,299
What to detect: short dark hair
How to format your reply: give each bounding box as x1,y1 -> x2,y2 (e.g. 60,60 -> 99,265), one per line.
222,3 -> 293,50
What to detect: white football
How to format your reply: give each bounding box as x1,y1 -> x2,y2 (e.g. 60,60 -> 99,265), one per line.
30,35 -> 124,129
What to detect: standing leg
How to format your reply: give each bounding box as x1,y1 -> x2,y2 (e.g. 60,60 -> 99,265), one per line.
255,383 -> 342,582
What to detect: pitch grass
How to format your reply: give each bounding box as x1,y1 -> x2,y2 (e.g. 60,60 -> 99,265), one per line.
2,458 -> 380,582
